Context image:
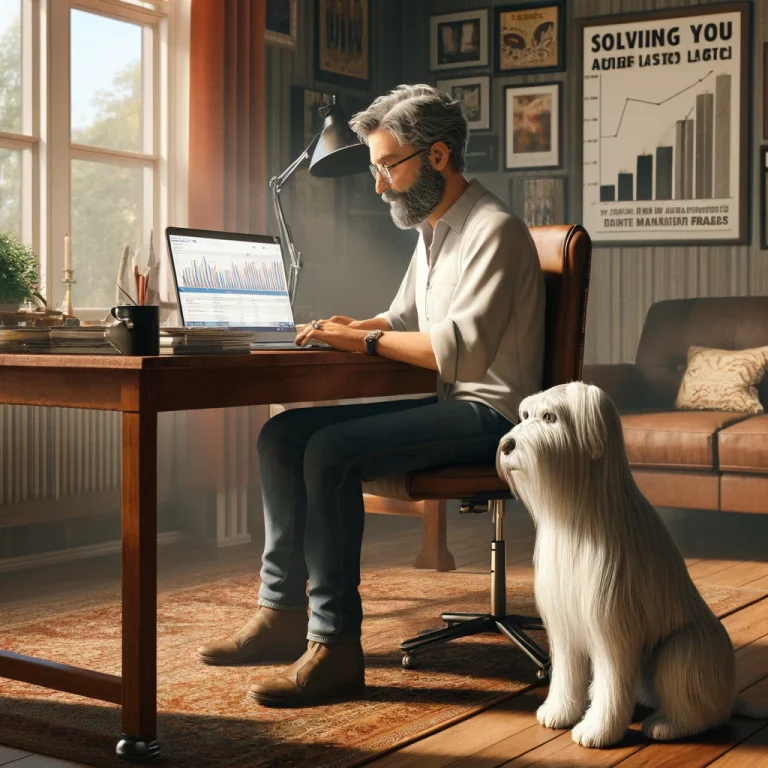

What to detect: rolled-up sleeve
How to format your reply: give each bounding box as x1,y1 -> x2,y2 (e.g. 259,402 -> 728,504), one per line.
375,248 -> 419,332
429,212 -> 530,383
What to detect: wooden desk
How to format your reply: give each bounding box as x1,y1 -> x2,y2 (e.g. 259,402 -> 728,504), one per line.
0,351 -> 435,761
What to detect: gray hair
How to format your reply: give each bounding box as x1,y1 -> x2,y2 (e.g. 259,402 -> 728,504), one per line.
349,84 -> 469,173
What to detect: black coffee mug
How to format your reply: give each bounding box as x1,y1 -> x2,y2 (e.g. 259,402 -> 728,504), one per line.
106,305 -> 160,356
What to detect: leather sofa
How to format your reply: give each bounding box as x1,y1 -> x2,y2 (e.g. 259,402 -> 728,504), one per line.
582,297 -> 768,514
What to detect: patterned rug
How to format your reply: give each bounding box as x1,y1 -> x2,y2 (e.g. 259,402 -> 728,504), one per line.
0,565 -> 763,768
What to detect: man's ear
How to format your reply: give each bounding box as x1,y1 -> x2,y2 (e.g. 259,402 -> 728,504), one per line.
431,141 -> 451,172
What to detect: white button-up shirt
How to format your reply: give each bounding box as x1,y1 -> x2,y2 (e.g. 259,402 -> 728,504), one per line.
377,179 -> 545,424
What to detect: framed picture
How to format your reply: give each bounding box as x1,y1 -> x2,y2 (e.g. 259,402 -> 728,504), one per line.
495,2 -> 565,74
430,9 -> 490,71
504,82 -> 561,170
265,0 -> 297,50
315,0 -> 369,88
761,148 -> 768,249
763,43 -> 768,140
436,75 -> 491,131
509,176 -> 567,227
465,134 -> 500,173
578,3 -> 751,246
290,87 -> 337,225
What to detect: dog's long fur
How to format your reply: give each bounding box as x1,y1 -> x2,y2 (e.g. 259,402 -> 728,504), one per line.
496,381 -> 766,748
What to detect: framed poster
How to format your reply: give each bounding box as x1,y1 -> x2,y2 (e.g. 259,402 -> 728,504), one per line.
265,0 -> 297,50
430,9 -> 490,71
761,147 -> 768,249
436,75 -> 491,131
315,0 -> 369,88
510,176 -> 567,227
764,43 -> 768,140
579,3 -> 751,246
465,134 -> 500,173
290,87 -> 337,225
495,2 -> 565,74
504,82 -> 561,170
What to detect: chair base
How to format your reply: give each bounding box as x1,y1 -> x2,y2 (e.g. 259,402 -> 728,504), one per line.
400,611 -> 551,678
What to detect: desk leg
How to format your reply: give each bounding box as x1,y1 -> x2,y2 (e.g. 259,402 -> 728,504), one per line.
116,410 -> 160,761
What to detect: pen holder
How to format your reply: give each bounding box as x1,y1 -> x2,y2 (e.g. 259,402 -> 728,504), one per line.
106,305 -> 160,356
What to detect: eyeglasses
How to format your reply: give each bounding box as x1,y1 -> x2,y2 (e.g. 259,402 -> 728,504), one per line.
369,148 -> 430,185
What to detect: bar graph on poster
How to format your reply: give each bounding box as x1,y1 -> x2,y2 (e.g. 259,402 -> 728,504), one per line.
582,8 -> 747,244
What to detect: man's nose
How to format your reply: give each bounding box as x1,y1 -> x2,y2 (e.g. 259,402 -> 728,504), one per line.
500,437 -> 516,455
375,173 -> 388,195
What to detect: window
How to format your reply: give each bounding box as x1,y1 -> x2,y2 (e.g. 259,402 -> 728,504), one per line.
0,0 -> 178,316
0,0 -> 33,243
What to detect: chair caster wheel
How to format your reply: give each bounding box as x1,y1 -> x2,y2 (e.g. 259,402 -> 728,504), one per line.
536,668 -> 549,681
402,654 -> 416,669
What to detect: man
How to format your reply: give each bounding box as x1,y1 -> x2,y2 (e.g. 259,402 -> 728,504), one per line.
197,84 -> 546,707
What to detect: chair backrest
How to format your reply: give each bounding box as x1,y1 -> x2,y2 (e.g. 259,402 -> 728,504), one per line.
529,225 -> 593,389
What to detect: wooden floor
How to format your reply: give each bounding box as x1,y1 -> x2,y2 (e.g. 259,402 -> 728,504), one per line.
2,502 -> 767,768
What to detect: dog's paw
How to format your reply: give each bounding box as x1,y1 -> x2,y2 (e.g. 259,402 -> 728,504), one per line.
571,716 -> 626,748
641,714 -> 686,741
536,700 -> 583,729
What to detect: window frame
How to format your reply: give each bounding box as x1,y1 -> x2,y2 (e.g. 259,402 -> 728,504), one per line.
48,0 -> 170,319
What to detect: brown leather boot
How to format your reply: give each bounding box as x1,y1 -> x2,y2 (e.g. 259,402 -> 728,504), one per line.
248,640 -> 365,707
196,606 -> 308,665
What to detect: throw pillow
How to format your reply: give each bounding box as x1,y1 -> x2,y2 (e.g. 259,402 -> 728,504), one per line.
675,345 -> 768,414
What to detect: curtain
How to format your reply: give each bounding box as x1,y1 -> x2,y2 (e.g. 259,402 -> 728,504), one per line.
189,0 -> 267,233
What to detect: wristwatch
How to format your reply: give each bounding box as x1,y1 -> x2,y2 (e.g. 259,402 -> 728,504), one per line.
365,329 -> 384,355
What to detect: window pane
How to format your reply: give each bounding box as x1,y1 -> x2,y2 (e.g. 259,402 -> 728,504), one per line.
0,147 -> 21,237
70,10 -> 144,153
71,159 -> 144,308
0,0 -> 22,133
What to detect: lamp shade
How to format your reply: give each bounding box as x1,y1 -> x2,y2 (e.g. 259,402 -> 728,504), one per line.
309,104 -> 370,178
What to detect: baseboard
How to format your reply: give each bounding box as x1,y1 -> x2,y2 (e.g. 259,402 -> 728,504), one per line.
0,530 -> 184,573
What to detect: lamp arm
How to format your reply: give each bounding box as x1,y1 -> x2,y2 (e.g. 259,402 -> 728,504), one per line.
269,134 -> 321,306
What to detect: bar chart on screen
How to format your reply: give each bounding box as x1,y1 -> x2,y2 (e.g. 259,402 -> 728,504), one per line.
179,257 -> 288,293
581,7 -> 745,245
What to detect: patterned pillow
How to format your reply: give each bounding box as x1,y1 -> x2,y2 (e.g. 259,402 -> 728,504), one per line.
675,345 -> 768,414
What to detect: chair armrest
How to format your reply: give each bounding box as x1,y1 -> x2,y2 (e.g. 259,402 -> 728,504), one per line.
581,363 -> 653,412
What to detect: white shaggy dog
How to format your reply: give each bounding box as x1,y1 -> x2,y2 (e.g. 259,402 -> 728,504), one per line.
496,381 -> 765,748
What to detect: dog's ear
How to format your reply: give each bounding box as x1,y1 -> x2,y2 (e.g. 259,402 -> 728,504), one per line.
569,382 -> 607,460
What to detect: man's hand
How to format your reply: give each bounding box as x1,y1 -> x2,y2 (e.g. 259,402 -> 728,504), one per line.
306,315 -> 392,331
294,321 -> 367,353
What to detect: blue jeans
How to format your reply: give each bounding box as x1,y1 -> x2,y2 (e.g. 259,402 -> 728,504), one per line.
256,396 -> 513,644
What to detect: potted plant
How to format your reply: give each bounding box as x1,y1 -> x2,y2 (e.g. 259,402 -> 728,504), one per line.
0,231 -> 44,311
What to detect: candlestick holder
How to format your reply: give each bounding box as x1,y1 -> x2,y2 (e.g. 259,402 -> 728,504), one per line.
60,269 -> 76,318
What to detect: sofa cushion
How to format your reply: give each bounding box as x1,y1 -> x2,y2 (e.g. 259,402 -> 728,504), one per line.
675,345 -> 768,414
717,415 -> 768,474
620,411 -> 749,470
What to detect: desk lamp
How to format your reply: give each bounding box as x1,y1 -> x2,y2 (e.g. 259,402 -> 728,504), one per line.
270,98 -> 370,305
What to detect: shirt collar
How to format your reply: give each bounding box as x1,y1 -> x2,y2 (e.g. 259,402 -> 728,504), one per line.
416,178 -> 487,242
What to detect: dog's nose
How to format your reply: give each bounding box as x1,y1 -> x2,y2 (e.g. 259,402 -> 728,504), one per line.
500,437 -> 516,455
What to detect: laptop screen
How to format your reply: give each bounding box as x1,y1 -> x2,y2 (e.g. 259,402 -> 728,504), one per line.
167,229 -> 295,331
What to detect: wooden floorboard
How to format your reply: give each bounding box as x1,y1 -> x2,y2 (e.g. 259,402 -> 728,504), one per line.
2,504 -> 767,768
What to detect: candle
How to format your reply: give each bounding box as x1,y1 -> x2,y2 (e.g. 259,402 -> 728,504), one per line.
64,233 -> 71,273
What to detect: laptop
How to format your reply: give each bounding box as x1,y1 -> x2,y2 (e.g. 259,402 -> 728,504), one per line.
166,226 -> 328,349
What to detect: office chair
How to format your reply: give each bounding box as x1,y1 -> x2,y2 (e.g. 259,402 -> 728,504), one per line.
361,224 -> 593,676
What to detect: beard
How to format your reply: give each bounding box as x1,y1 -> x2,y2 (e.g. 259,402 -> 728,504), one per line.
382,156 -> 446,229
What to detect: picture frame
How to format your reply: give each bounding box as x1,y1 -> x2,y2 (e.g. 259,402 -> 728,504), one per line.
430,9 -> 490,72
465,134 -> 500,173
265,0 -> 297,50
761,147 -> 768,249
504,82 -> 561,170
763,43 -> 768,140
290,87 -> 338,225
509,176 -> 567,227
436,75 -> 491,131
495,1 -> 565,74
314,0 -> 370,88
578,3 -> 751,247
